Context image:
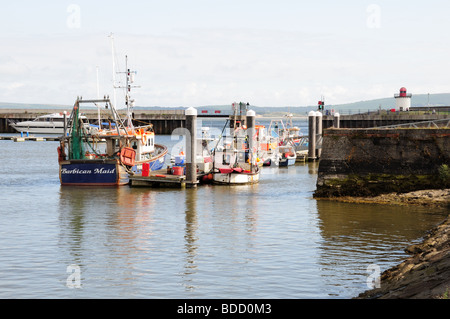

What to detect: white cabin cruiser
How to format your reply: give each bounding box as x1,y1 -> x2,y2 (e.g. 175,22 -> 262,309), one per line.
9,112 -> 87,134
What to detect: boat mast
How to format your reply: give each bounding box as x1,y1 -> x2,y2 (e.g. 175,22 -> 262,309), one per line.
109,33 -> 117,108
96,65 -> 101,126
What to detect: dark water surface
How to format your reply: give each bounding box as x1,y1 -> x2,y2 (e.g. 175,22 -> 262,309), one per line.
0,131 -> 447,299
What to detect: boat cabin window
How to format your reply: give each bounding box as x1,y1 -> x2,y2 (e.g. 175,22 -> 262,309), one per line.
222,154 -> 231,165
148,136 -> 154,147
132,141 -> 138,150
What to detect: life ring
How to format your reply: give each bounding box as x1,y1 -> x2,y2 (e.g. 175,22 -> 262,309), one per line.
120,147 -> 136,167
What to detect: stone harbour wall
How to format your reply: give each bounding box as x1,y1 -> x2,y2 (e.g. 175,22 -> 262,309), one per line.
315,128 -> 450,197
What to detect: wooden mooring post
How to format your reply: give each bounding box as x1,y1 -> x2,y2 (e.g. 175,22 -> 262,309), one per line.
308,111 -> 317,161
185,107 -> 198,188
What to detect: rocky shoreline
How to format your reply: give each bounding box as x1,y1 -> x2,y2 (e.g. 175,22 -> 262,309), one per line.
341,189 -> 450,299
317,189 -> 450,208
356,214 -> 450,299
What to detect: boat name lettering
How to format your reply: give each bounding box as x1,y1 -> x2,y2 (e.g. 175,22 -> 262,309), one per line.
61,167 -> 116,174
94,168 -> 116,174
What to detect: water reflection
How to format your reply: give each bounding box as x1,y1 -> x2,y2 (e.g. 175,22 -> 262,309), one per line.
183,187 -> 198,291
53,159 -> 446,298
180,184 -> 260,295
6,132 -> 449,298
57,186 -> 158,293
315,199 -> 447,296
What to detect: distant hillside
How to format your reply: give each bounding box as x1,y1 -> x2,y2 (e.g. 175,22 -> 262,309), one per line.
326,93 -> 450,113
0,102 -> 69,109
185,93 -> 450,116
1,93 -> 450,115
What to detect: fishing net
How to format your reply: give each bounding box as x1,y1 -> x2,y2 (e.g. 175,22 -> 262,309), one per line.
69,106 -> 84,159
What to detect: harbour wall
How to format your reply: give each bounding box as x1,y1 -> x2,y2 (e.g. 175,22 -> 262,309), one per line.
322,113 -> 449,129
1,109 -> 448,134
314,128 -> 450,197
0,109 -> 188,135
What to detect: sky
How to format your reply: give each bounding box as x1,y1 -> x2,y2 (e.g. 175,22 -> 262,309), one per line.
1,0 -> 450,108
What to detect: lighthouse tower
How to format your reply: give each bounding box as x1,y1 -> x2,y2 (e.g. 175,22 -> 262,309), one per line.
394,87 -> 412,111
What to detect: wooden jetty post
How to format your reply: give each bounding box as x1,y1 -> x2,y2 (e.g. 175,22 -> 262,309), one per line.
185,107 -> 198,188
316,111 -> 322,159
246,109 -> 256,169
308,111 -> 317,161
63,111 -> 67,137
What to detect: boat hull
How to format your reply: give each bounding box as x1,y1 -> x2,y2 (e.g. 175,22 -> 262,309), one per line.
11,124 -> 64,135
134,144 -> 167,173
143,155 -> 166,172
278,157 -> 296,167
213,172 -> 260,185
59,160 -> 129,186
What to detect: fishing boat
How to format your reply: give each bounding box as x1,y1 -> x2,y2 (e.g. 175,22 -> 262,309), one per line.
283,113 -> 303,139
255,124 -> 280,166
281,113 -> 309,152
278,145 -> 297,167
211,107 -> 260,185
167,127 -> 216,184
58,56 -> 167,186
213,166 -> 260,185
9,112 -> 88,134
58,97 -> 167,186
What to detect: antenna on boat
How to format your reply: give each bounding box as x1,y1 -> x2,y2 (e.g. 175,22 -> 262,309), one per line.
116,55 -> 140,129
107,34 -> 140,130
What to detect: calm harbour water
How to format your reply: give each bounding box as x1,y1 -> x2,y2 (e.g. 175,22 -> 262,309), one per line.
0,121 -> 447,299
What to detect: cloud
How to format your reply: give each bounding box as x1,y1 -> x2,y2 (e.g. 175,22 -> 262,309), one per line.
1,6 -> 450,108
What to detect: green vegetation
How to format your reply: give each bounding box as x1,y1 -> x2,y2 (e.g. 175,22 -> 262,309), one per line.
436,287 -> 449,299
438,164 -> 450,188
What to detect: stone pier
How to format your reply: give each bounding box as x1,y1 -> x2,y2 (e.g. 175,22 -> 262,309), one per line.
315,128 -> 450,197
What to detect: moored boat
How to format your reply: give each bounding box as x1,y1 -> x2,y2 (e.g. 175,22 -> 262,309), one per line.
9,112 -> 88,134
212,166 -> 260,185
58,97 -> 168,186
211,104 -> 261,185
58,52 -> 168,186
278,145 -> 297,167
255,124 -> 280,166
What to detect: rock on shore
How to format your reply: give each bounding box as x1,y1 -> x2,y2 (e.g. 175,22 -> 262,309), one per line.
320,189 -> 450,208
356,215 -> 450,299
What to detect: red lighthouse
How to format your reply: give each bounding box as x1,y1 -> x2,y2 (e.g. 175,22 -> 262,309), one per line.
394,87 -> 412,111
